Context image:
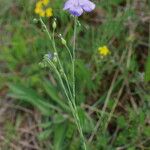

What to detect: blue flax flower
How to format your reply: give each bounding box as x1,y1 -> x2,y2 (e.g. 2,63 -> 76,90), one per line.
64,0 -> 95,16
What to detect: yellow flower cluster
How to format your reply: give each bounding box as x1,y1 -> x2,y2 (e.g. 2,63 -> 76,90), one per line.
98,46 -> 111,57
35,0 -> 53,17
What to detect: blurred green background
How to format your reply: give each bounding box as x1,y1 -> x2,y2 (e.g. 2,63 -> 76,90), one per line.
0,0 -> 150,149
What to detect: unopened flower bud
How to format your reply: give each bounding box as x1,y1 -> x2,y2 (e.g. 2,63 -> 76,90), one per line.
52,20 -> 57,29
33,18 -> 38,24
59,34 -> 62,38
61,38 -> 66,45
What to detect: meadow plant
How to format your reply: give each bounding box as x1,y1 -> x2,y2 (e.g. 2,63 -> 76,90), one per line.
0,0 -> 149,149
35,0 -> 95,149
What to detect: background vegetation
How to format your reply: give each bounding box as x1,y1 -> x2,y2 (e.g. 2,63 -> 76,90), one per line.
0,0 -> 150,149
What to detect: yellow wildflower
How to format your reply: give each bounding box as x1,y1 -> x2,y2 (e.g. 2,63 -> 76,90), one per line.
34,0 -> 53,17
98,46 -> 111,57
35,7 -> 41,14
36,1 -> 43,8
35,1 -> 42,14
45,8 -> 53,17
42,0 -> 49,5
39,9 -> 45,17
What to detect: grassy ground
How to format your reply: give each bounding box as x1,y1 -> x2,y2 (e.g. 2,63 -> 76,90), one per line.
0,0 -> 150,149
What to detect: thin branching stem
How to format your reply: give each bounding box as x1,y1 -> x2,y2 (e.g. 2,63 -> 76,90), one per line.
40,18 -> 73,100
40,17 -> 87,150
52,29 -> 73,100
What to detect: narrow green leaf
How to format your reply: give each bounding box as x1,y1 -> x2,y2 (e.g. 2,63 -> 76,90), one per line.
8,83 -> 58,115
54,123 -> 66,150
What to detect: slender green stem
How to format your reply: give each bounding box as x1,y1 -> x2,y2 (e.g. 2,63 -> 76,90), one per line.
40,18 -> 52,40
71,17 -> 79,121
73,17 -> 77,101
65,44 -> 73,61
72,17 -> 87,150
